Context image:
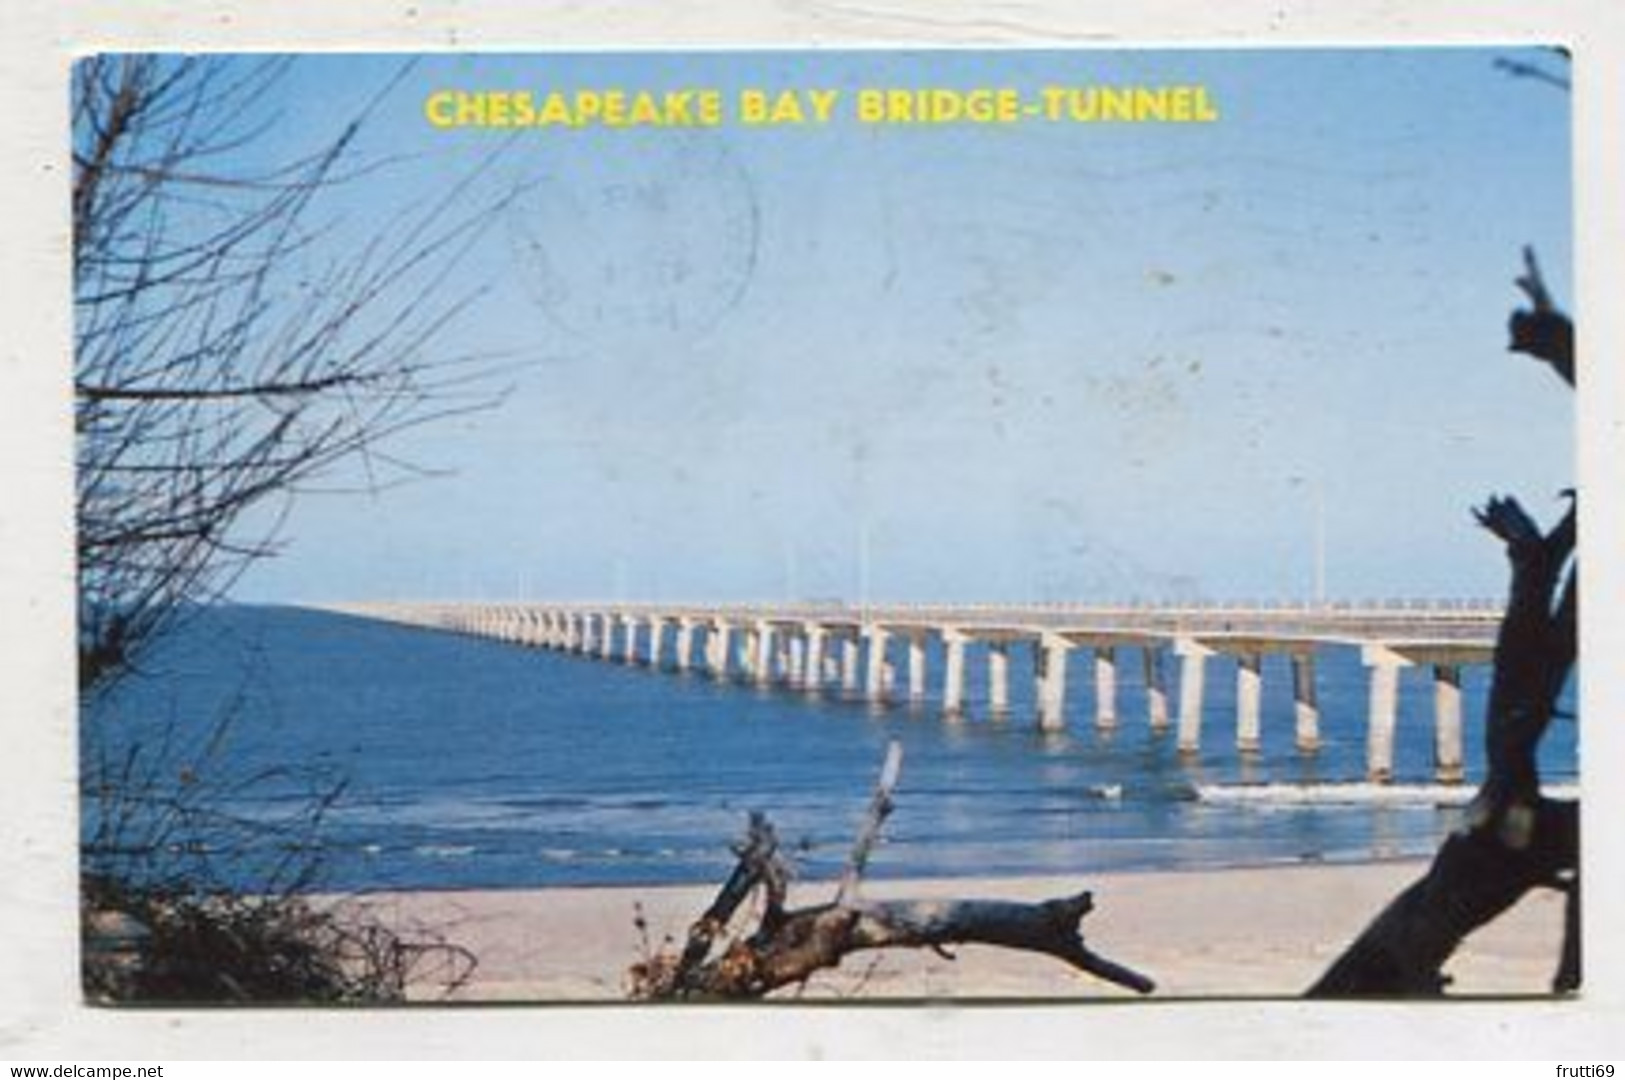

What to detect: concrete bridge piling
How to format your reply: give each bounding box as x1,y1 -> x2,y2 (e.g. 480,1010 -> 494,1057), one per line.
329,600 -> 1500,784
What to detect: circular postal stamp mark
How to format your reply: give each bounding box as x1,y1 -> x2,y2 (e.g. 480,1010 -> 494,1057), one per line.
508,133 -> 760,347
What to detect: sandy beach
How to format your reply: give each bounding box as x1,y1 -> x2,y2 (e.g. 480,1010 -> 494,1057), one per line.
346,859 -> 1567,1002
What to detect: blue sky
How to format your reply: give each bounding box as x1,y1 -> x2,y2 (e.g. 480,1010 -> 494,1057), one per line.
231,48 -> 1573,604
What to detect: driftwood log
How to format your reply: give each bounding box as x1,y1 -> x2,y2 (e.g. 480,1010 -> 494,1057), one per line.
1309,248 -> 1579,996
628,741 -> 1154,999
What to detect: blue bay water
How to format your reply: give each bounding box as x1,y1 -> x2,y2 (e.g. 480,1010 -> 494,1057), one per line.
82,605 -> 1578,893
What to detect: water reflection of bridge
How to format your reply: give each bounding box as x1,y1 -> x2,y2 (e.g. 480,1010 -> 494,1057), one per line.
325,600 -> 1504,784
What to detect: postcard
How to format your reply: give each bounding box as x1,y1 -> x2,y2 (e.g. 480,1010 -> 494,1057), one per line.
66,45 -> 1583,1009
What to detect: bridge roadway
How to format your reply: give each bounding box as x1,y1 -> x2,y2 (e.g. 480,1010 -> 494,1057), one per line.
324,600 -> 1504,784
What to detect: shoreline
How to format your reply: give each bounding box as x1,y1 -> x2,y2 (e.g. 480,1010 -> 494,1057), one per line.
338,858 -> 1569,1002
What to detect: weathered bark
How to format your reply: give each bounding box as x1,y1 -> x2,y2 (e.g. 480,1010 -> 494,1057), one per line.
668,811 -> 788,985
1310,251 -> 1578,997
629,740 -> 1153,999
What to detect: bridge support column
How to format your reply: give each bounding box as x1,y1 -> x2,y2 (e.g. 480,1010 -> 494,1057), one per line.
841,637 -> 860,695
802,625 -> 827,693
623,617 -> 640,665
1035,634 -> 1071,732
907,633 -> 927,703
864,626 -> 891,703
988,641 -> 1010,718
1175,638 -> 1213,754
941,630 -> 967,717
597,614 -> 615,661
675,619 -> 695,672
1143,646 -> 1170,731
1434,664 -> 1465,783
1094,646 -> 1118,730
1292,652 -> 1321,751
647,618 -> 665,669
753,622 -> 775,686
1363,644 -> 1411,782
709,622 -> 732,681
1236,651 -> 1263,753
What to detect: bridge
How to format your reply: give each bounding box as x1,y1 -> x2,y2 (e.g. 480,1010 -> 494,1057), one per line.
322,600 -> 1504,784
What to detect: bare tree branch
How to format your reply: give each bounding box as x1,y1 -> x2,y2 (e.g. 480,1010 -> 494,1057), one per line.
1508,246 -> 1574,385
1310,249 -> 1579,996
836,739 -> 902,907
1493,56 -> 1572,93
74,55 -> 513,691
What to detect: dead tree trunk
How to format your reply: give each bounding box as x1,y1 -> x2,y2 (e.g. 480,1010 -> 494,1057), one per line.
629,741 -> 1154,999
1309,249 -> 1578,996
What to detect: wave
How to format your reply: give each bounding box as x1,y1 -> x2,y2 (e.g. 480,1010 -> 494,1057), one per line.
535,842 -> 734,864
1194,780 -> 1579,807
